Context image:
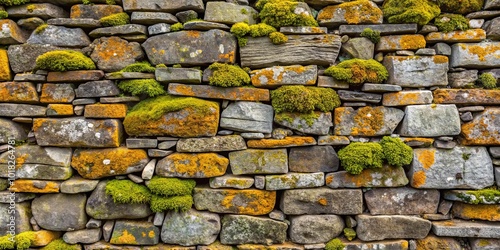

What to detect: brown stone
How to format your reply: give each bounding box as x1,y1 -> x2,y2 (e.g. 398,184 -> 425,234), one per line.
168,83 -> 270,101
246,137 -> 317,149
47,70 -> 104,83
382,90 -> 433,106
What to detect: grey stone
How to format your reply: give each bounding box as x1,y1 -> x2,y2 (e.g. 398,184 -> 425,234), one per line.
100,96 -> 140,103
254,176 -> 265,189
182,21 -> 230,31
111,220 -> 159,245
176,135 -> 246,152
396,50 -> 415,56
17,17 -> 45,30
339,24 -> 418,36
361,84 -> 401,93
219,102 -> 274,133
491,147 -> 500,158
444,190 -> 500,204
155,67 -> 202,84
470,238 -> 500,250
131,12 -> 178,25
326,166 -> 409,188
461,108 -> 500,145
0,192 -> 35,203
122,0 -> 205,13
161,209 -> 220,246
0,19 -> 29,45
220,215 -> 288,245
157,141 -> 176,150
289,215 -> 344,244
338,90 -> 382,103
274,112 -> 332,135
73,99 -> 97,105
250,65 -> 317,88
382,90 -> 433,106
40,83 -> 75,103
438,200 -> 454,215
0,202 -> 31,235
317,135 -> 350,146
63,228 -> 101,244
485,17 -> 500,40
209,175 -> 254,189
90,36 -> 145,72
448,70 -> 478,88
7,3 -> 68,19
334,106 -> 405,136
289,146 -> 339,173
240,35 -> 341,69
269,210 -> 285,221
75,80 -> 120,98
69,4 -> 122,19
416,48 -> 436,56
32,193 -> 87,231
419,24 -> 439,34
399,105 -> 460,137
450,42 -> 500,68
147,150 -> 172,158
485,0 -> 500,9
433,140 -> 457,149
102,220 -> 114,242
384,56 -> 449,87
409,147 -> 494,189
343,239 -> 410,249
61,176 -> 99,194
148,23 -> 170,35
0,118 -> 26,144
280,26 -> 328,34
143,30 -> 237,66
280,188 -> 363,215
153,212 -> 164,226
341,37 -> 374,60
14,73 -> 46,82
27,25 -> 90,47
240,133 -> 265,139
126,139 -> 158,149
433,43 -> 452,56
317,1 -> 382,27
193,188 -> 276,215
141,159 -> 156,180
365,187 -> 440,215
356,215 -> 432,241
47,18 -> 101,28
432,220 -> 500,238
265,172 -> 324,190
204,2 -> 258,25
7,44 -> 64,73
105,72 -> 154,80
229,149 -> 288,175
89,24 -> 148,38
86,219 -> 102,229
175,10 -> 198,23
316,76 -> 350,88
467,10 -> 500,19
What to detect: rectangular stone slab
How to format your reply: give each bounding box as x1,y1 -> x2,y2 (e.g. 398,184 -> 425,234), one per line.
383,56 -> 448,87
280,188 -> 363,215
339,24 -> 418,36
168,83 -> 270,101
450,42 -> 500,68
356,215 -> 432,241
193,188 -> 276,215
433,89 -> 500,105
432,220 -> 500,238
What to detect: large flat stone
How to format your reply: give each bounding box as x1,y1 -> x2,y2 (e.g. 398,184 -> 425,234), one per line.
247,136 -> 317,148
63,228 -> 101,244
32,193 -> 87,231
452,202 -> 500,221
317,1 -> 383,27
426,29 -> 486,43
204,2 -> 258,25
274,112 -> 333,135
433,89 -> 500,105
123,0 -> 204,13
220,102 -> 274,134
70,4 -> 123,19
376,35 -> 426,52
250,65 -> 317,88
339,24 -> 418,36
7,44 -> 64,73
168,83 -> 270,101
289,146 -> 339,172
229,149 -> 288,175
364,187 -> 440,215
161,209 -> 220,246
75,80 -> 120,98
444,190 -> 500,204
265,172 -> 324,190
0,20 -> 29,45
399,105 -> 461,137
289,215 -> 344,244
432,220 -> 500,238
240,35 -> 341,69
176,135 -> 246,153
461,108 -> 500,145
110,220 -> 159,245
280,188 -> 363,215
155,67 -> 202,84
383,56 -> 449,87
356,215 -> 432,241
382,90 -> 433,106
326,166 -> 409,188
156,153 -> 228,178
193,188 -> 276,215
7,3 -> 68,19
90,36 -> 145,72
27,25 -> 90,48
0,119 -> 26,144
409,147 -> 494,189
89,24 -> 147,38
0,202 -> 31,235
220,215 -> 288,245
334,106 -> 405,136
450,42 -> 500,68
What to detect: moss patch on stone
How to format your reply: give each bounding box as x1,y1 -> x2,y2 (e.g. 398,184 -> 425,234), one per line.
271,85 -> 341,114
249,23 -> 276,37
230,22 -> 251,38
150,194 -> 193,213
269,31 -> 288,45
105,179 -> 152,204
15,231 -> 35,250
35,50 -> 96,72
360,28 -> 381,43
0,0 -> 29,6
119,61 -> 156,73
437,0 -> 484,14
344,228 -> 356,241
338,142 -> 384,175
208,63 -> 251,87
257,0 -> 318,28
147,176 -> 196,197
460,187 -> 500,204
170,22 -> 183,32
0,11 -> 8,19
325,238 -> 345,250
434,14 -> 469,33
118,79 -> 166,97
100,12 -> 130,27
478,73 -> 498,89
324,59 -> 388,85
34,23 -> 48,34
382,0 -> 441,26
0,235 -> 15,250
380,136 -> 414,167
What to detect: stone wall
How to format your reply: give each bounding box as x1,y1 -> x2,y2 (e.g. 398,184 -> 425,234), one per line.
0,0 -> 500,249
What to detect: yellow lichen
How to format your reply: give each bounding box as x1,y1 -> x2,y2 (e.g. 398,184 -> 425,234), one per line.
416,149 -> 435,169
111,230 -> 137,245
412,171 -> 426,188
318,198 -> 328,206
164,153 -> 228,178
246,136 -> 316,148
455,203 -> 500,221
399,35 -> 426,50
220,189 -> 276,215
351,107 -> 385,136
84,103 -> 127,118
10,180 -> 59,193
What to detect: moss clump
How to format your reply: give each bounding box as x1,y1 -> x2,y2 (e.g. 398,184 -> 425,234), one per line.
269,31 -> 288,45
461,187 -> 500,204
42,239 -> 80,250
82,0 -> 91,4
324,59 -> 388,85
344,228 -> 356,241
170,22 -> 183,32
0,235 -> 14,250
434,14 -> 469,33
0,11 -> 8,19
100,12 -> 130,27
150,194 -> 193,213
271,86 -> 341,114
249,23 -> 277,37
207,63 -> 251,87
35,50 -> 96,72
478,73 -> 497,89
26,4 -> 35,12
380,136 -> 413,167
230,22 -> 251,38
437,0 -> 484,14
360,28 -> 381,43
382,0 -> 441,26
338,142 -> 384,175
105,179 -> 152,204
119,61 -> 156,73
257,0 -> 318,28
0,0 -> 29,6
118,79 -> 166,97
325,238 -> 345,250
15,232 -> 35,250
147,176 -> 196,197
34,23 -> 48,34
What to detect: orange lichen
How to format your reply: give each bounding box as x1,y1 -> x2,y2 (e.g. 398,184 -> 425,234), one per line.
318,0 -> 382,24
0,82 -> 38,103
168,84 -> 271,101
10,180 -> 60,193
251,65 -> 312,87
399,35 -> 426,50
433,55 -> 449,64
40,84 -> 72,103
247,136 -> 316,148
460,43 -> 500,61
164,153 -> 228,178
416,149 -> 435,169
32,230 -> 62,247
325,175 -> 334,185
186,30 -> 201,38
454,203 -> 500,221
218,51 -> 235,63
401,241 -> 409,249
318,198 -> 328,206
84,103 -> 127,118
433,89 -> 500,104
47,104 -> 74,116
0,49 -> 12,81
220,189 -> 276,215
148,230 -> 155,238
351,107 -> 384,136
461,111 -> 500,145
383,92 -> 422,106
94,36 -> 133,62
412,171 -> 426,188
111,230 -> 137,245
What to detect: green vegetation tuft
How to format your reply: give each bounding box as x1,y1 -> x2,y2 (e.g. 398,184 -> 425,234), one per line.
150,194 -> 193,213
230,22 -> 251,38
0,235 -> 15,250
147,176 -> 196,197
82,0 -> 91,4
338,142 -> 384,175
35,50 -> 96,72
461,187 -> 500,204
170,22 -> 184,32
379,136 -> 413,167
249,23 -> 277,37
324,59 -> 388,85
325,238 -> 345,250
100,12 -> 130,27
436,0 -> 484,14
118,79 -> 166,97
0,0 -> 29,6
478,73 -> 498,89
344,228 -> 356,241
269,31 -> 288,44
15,232 -> 35,250
0,10 -> 7,19
382,0 -> 441,26
360,28 -> 381,43
105,179 -> 152,204
34,23 -> 48,34
257,0 -> 318,28
434,14 -> 469,33
119,61 -> 156,73
42,239 -> 80,250
271,86 -> 341,114
208,63 -> 251,87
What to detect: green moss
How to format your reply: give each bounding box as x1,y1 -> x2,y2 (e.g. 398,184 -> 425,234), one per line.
230,22 -> 251,38
271,86 -> 341,114
257,0 -> 319,28
380,136 -> 413,167
249,23 -> 276,37
147,176 -> 196,197
105,179 -> 152,204
207,63 -> 251,87
238,37 -> 248,47
106,0 -> 115,4
14,232 -> 35,250
118,79 -> 166,97
35,50 -> 96,72
275,112 -> 320,127
41,239 -> 80,250
360,28 -> 381,43
338,142 -> 384,175
0,235 -> 14,250
240,8 -> 248,14
324,59 -> 388,85
26,4 -> 35,12
269,31 -> 288,45
82,0 -> 91,4
437,0 -> 484,14
344,228 -> 356,241
462,153 -> 471,160
382,0 -> 441,26
34,23 -> 48,34
0,11 -> 8,19
170,22 -> 183,32
150,194 -> 193,213
100,12 -> 130,27
0,0 -> 29,6
325,238 -> 345,250
479,73 -> 498,89
119,61 -> 156,73
461,187 -> 500,204
0,179 -> 8,191
434,14 -> 469,33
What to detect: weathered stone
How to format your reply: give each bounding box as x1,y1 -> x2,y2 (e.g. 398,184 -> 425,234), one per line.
61,176 -> 99,194
470,238 -> 500,250
265,172 -> 324,191
450,42 -> 500,68
47,70 -> 104,83
247,136 -> 317,148
126,139 -> 157,149
47,18 -> 102,28
86,181 -> 153,220
341,37 -> 374,60
0,202 -> 31,235
70,4 -> 122,19
46,104 -> 73,116
73,99 -> 97,105
0,192 -> 35,204
0,49 -> 11,81
204,2 -> 258,25
426,29 -> 486,43
416,235 -> 463,250
63,228 -> 101,244
7,3 -> 67,19
90,36 -> 144,72
365,187 -> 440,215
415,48 -> 436,56
193,187 -> 276,215
161,209 -> 220,246
432,220 -> 500,238
448,70 -> 478,88
148,23 -> 170,35
326,166 -> 409,188
220,101 -> 274,134
131,12 -> 178,25
288,146 -> 339,173
432,43 -> 452,56
10,180 -> 60,193
89,24 -> 147,38
382,90 -> 433,106
84,103 -> 127,118
383,56 -> 449,87
168,83 -> 270,101
209,175 -> 255,189
71,147 -> 148,179
229,149 -> 288,175
75,80 -> 120,98
452,202 -> 500,221
317,135 -> 350,146
156,153 -> 228,178
7,44 -> 65,73
123,0 -> 204,13
30,230 -> 62,247
143,30 -> 236,66
334,106 -> 405,136
485,17 -> 500,40
0,82 -> 39,103
485,0 -> 500,10
155,67 -> 202,84
32,193 -> 87,231
182,20 -> 230,31
280,26 -> 328,35
157,141 -> 176,150
274,112 -> 332,135
317,76 -> 349,89
40,83 -> 75,103
339,24 -> 418,36
220,215 -> 288,245
317,1 -> 383,27
280,188 -> 363,215
0,119 -> 26,144
250,65 -> 317,88
289,215 -> 344,244
356,215 -> 432,241
338,90 -> 382,103
176,135 -> 246,153
110,220 -> 159,245
434,89 -> 500,105
27,25 -> 90,47
376,35 -> 426,52
240,35 -> 341,69
461,108 -> 500,145
409,147 -> 494,189
0,20 -> 29,45
399,105 -> 461,137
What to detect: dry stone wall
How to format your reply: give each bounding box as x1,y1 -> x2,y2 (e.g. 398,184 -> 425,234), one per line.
0,0 -> 500,249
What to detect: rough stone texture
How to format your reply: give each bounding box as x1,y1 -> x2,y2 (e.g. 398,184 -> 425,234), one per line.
0,202 -> 32,235
27,25 -> 90,47
485,16 -> 500,40
452,202 -> 500,221
70,4 -> 123,19
434,89 -> 500,105
450,42 -> 500,68
461,108 -> 500,145
156,153 -> 228,178
356,215 -> 432,241
60,176 -> 99,194
176,135 -> 247,153
75,80 -> 120,98
63,228 -> 102,244
250,65 -> 317,88
425,29 -> 486,43
110,220 -> 159,245
0,118 -> 27,144
0,49 -> 11,81
469,238 -> 500,250
89,24 -> 147,38
220,102 -> 274,134
32,193 -> 87,231
131,12 -> 178,25
448,70 -> 479,88
142,30 -> 236,66
416,235 -> 463,250
364,187 -> 440,215
376,35 -> 426,52
47,70 -> 104,83
161,209 -> 220,246
339,24 -> 418,36
155,67 -> 202,84
7,43 -> 63,73
265,173 -> 324,191
90,36 -> 144,72
289,215 -> 344,244
383,56 -> 449,87
209,175 -> 255,189
399,105 -> 461,137
47,18 -> 101,28
204,2 -> 258,25
275,112 -> 333,135
7,3 -> 67,19
326,166 -> 409,188
169,83 -> 270,102
337,90 -> 382,103
0,82 -> 39,103
193,188 -> 276,215
382,90 -> 433,106
288,146 -> 339,173
444,190 -> 500,204
229,149 -> 288,175
220,215 -> 288,245
0,19 -> 29,45
334,106 -> 405,136
409,147 -> 494,189
341,37 -> 374,60
123,0 -> 205,13
280,188 -> 363,215
432,220 -> 500,238
240,35 -> 341,69
9,180 -> 60,193
317,1 -> 383,27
